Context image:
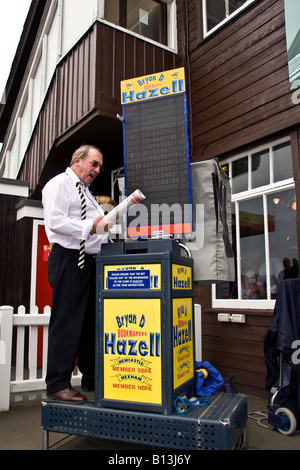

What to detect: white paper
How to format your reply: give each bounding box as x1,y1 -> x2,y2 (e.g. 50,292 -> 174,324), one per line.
96,189 -> 146,232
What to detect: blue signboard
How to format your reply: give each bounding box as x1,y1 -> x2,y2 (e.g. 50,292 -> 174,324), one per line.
107,269 -> 151,289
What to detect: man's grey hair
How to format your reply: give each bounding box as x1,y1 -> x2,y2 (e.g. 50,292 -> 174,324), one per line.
69,145 -> 103,165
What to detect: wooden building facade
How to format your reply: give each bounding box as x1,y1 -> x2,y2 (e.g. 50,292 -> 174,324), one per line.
0,0 -> 299,391
183,0 -> 300,390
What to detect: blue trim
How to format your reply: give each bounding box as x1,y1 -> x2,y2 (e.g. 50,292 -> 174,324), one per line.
183,93 -> 193,231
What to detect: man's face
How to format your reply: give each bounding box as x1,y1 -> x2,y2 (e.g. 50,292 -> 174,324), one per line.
74,148 -> 103,186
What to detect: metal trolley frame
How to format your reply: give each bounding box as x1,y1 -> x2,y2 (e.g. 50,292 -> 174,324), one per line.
41,392 -> 247,450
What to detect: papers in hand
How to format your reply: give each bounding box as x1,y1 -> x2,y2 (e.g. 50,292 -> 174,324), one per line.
96,189 -> 146,233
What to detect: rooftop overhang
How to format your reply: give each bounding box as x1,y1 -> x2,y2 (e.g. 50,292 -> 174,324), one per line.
30,110 -> 124,200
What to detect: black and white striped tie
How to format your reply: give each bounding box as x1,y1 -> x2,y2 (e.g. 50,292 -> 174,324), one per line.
76,182 -> 86,269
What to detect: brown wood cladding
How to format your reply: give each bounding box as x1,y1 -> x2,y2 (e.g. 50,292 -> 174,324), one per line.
201,308 -> 273,390
187,0 -> 300,390
0,194 -> 32,309
18,21 -> 176,191
186,0 -> 300,161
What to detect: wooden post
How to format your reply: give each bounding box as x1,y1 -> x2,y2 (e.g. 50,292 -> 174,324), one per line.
0,306 -> 14,411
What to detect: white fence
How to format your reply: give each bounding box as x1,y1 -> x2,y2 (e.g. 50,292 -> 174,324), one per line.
0,305 -> 82,411
0,304 -> 202,412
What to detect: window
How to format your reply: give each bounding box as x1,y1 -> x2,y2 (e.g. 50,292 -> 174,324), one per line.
213,138 -> 298,309
104,0 -> 173,48
203,0 -> 256,37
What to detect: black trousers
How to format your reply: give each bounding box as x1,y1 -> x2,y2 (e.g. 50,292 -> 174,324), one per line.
46,244 -> 96,394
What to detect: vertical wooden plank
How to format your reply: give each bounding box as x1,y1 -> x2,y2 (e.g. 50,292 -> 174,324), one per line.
28,306 -> 39,382
15,306 -> 26,382
0,306 -> 14,411
15,306 -> 26,402
42,306 -> 51,378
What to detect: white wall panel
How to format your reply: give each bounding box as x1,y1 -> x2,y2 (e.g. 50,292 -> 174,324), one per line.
61,0 -> 95,56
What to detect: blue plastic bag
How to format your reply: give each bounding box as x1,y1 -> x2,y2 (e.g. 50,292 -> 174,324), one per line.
195,361 -> 224,397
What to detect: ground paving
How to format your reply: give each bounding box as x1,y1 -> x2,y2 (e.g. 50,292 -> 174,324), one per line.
0,387 -> 299,451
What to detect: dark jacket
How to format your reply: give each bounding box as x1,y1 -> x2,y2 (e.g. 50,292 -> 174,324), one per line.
264,279 -> 300,424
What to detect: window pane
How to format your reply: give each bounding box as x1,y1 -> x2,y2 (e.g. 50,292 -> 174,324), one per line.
239,198 -> 266,299
104,0 -> 167,46
232,156 -> 248,193
104,0 -> 119,24
267,188 -> 299,297
127,0 -> 163,43
273,142 -> 293,182
216,202 -> 237,299
216,186 -> 298,301
214,140 -> 297,305
207,0 -> 226,31
251,149 -> 269,189
229,0 -> 248,15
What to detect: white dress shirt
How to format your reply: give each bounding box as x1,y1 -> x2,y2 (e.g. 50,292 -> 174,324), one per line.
42,167 -> 108,254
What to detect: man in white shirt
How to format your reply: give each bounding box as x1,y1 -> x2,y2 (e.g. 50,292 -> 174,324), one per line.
42,145 -> 110,402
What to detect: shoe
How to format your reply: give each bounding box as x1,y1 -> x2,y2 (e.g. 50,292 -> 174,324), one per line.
49,387 -> 87,403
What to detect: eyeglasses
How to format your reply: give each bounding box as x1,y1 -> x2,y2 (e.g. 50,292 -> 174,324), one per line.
85,159 -> 104,173
78,152 -> 104,172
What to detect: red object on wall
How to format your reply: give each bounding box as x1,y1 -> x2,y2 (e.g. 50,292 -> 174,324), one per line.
35,224 -> 52,367
35,225 -> 52,308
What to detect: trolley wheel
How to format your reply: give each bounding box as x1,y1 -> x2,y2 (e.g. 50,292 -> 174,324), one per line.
274,407 -> 297,435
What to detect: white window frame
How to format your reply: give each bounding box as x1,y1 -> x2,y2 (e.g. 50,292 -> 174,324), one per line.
98,0 -> 177,52
212,136 -> 296,310
203,0 -> 256,38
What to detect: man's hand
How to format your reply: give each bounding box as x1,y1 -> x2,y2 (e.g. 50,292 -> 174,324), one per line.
92,216 -> 114,234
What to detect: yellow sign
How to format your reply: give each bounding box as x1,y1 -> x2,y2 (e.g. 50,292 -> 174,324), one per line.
104,264 -> 161,290
121,67 -> 186,104
172,264 -> 192,290
103,298 -> 162,405
173,298 -> 194,389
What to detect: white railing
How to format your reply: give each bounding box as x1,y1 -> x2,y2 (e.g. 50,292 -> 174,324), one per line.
0,303 -> 202,412
0,305 -> 82,411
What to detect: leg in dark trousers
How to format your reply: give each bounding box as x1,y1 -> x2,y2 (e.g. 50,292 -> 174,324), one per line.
77,258 -> 96,389
46,244 -> 95,394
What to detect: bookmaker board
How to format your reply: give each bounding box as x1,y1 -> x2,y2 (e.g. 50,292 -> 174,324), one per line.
95,239 -> 194,415
121,68 -> 192,238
